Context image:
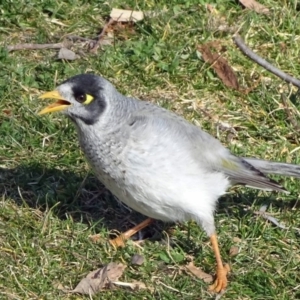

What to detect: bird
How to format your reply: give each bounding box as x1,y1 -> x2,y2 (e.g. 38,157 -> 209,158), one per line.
38,74 -> 300,293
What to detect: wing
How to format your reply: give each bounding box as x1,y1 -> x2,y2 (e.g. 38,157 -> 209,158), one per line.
125,106 -> 286,193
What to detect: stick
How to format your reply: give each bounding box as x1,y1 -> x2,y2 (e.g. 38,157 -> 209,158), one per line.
233,34 -> 300,88
65,35 -> 96,42
7,43 -> 65,52
90,18 -> 115,53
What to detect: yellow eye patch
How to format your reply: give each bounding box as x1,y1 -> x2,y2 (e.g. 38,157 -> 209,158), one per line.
83,94 -> 94,105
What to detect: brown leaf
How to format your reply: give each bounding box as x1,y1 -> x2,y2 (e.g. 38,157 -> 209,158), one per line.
3,109 -> 11,116
185,262 -> 213,283
229,246 -> 239,257
108,8 -> 144,41
106,20 -> 136,40
70,262 -> 126,295
239,0 -> 269,14
197,43 -> 239,90
233,237 -> 242,243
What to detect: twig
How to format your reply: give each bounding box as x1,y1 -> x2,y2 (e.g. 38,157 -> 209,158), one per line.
233,34 -> 300,88
7,42 -> 65,52
65,35 -> 100,50
281,93 -> 300,132
253,205 -> 300,233
65,35 -> 96,42
90,17 -> 115,53
254,205 -> 287,229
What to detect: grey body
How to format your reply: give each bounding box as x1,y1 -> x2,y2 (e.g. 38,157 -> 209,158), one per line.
55,74 -> 300,237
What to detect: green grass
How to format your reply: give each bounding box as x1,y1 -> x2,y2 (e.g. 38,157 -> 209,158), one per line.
1,0 -> 300,299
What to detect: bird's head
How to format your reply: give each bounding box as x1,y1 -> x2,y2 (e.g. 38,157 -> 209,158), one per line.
39,74 -> 112,125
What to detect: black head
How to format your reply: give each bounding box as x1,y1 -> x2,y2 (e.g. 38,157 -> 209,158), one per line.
40,74 -> 113,125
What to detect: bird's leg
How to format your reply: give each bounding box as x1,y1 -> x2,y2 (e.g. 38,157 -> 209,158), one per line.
208,233 -> 230,293
109,218 -> 154,248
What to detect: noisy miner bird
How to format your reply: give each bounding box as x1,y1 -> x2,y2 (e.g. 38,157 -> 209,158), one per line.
39,74 -> 300,293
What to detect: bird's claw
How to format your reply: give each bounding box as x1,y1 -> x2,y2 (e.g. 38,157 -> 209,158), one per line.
109,234 -> 126,248
209,264 -> 230,293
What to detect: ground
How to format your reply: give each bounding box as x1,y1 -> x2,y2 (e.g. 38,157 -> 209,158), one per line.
0,1 -> 300,299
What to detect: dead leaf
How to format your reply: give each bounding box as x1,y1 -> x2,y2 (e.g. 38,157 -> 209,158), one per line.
239,0 -> 269,14
3,109 -> 11,116
185,262 -> 213,283
197,43 -> 239,90
279,42 -> 287,53
110,8 -> 144,22
58,48 -> 78,60
229,246 -> 239,256
131,254 -> 144,266
106,21 -> 136,40
69,262 -> 126,295
233,237 -> 242,243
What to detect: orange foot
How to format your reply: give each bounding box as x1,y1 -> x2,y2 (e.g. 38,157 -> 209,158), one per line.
89,233 -> 127,247
109,218 -> 154,248
209,263 -> 230,293
109,233 -> 127,248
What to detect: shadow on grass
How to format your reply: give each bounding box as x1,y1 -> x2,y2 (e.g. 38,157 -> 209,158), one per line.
0,163 -> 166,241
1,164 -> 297,249
218,186 -> 299,216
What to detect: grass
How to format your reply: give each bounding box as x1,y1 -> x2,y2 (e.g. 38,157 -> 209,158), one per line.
1,0 -> 300,299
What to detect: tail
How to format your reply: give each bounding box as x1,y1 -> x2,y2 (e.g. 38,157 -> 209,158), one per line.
221,156 -> 289,193
243,158 -> 300,178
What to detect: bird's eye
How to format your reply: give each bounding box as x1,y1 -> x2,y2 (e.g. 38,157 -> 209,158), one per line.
76,94 -> 86,103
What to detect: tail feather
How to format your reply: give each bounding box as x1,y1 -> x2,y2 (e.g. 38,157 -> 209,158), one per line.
234,158 -> 288,193
243,158 -> 300,178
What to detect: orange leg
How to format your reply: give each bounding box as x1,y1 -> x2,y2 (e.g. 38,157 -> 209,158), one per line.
109,218 -> 154,248
208,233 -> 230,293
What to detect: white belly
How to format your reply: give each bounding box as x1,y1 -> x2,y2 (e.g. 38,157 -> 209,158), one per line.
93,161 -> 230,225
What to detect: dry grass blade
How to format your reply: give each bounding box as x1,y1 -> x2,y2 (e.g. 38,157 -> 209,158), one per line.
281,93 -> 300,133
185,262 -> 213,283
113,280 -> 148,291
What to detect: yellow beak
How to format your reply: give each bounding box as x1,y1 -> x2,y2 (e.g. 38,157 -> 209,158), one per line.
38,90 -> 71,115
